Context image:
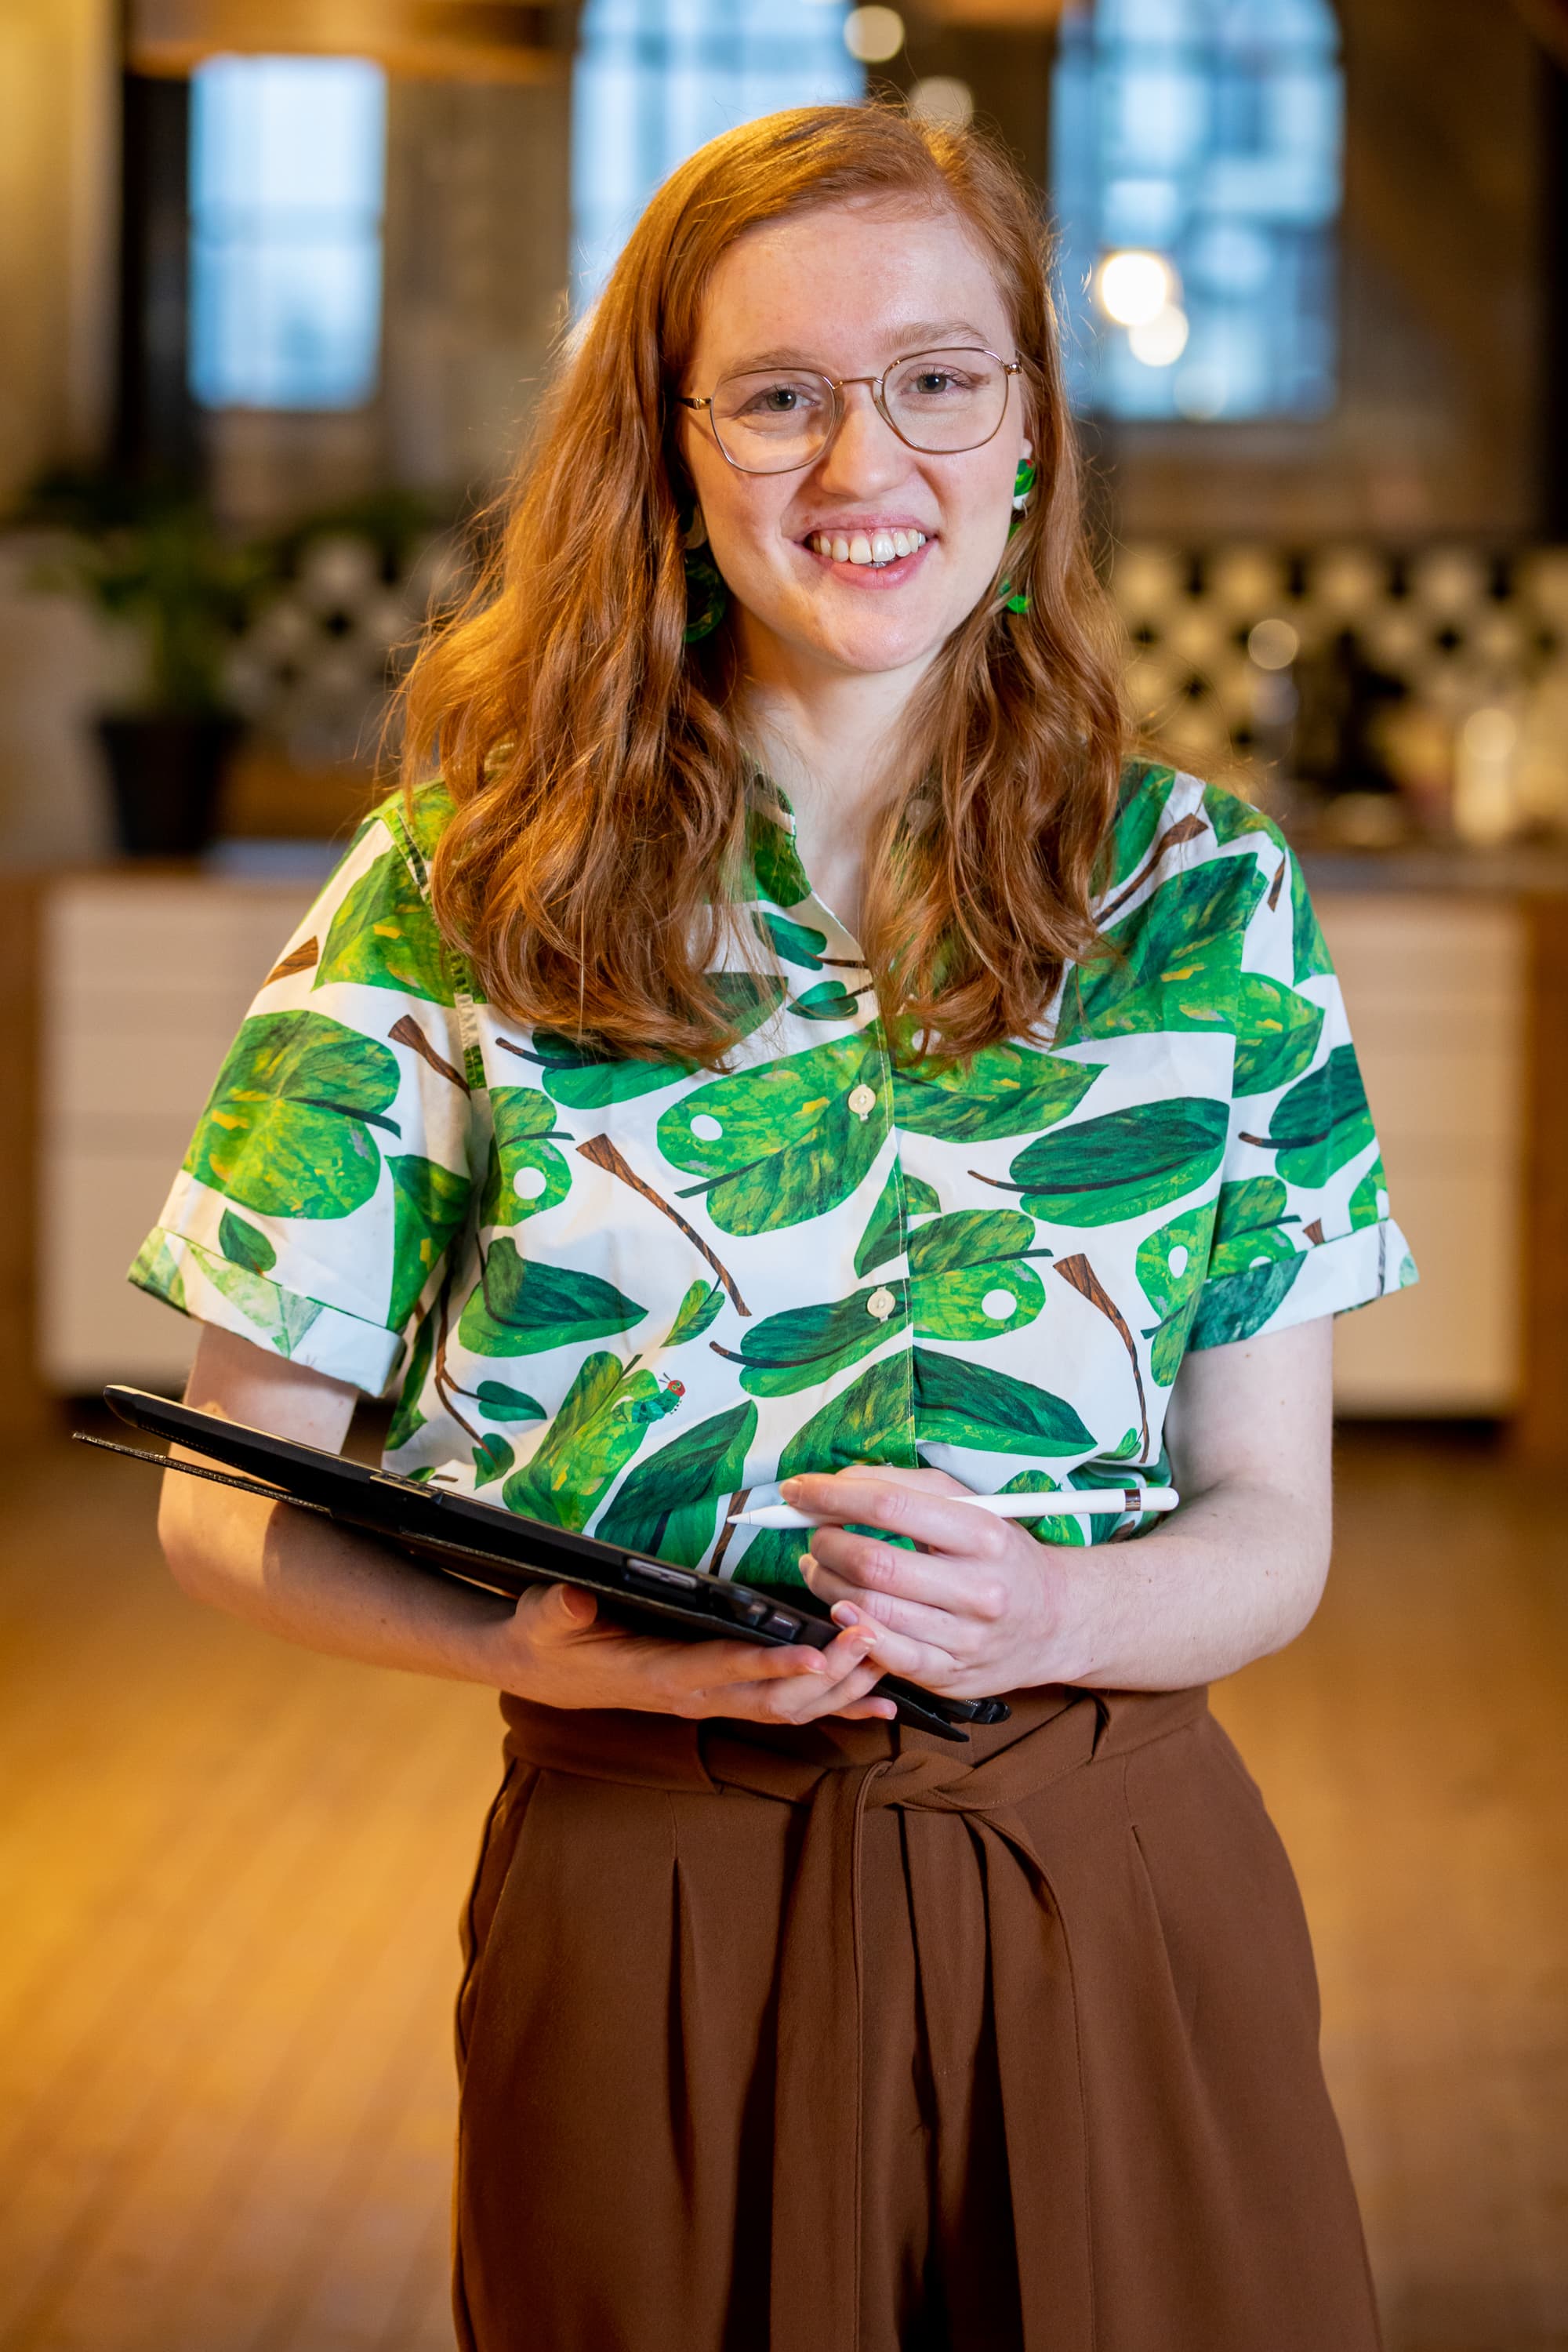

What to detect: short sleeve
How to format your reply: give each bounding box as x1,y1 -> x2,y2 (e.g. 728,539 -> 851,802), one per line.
129,790 -> 480,1396
1187,814 -> 1417,1352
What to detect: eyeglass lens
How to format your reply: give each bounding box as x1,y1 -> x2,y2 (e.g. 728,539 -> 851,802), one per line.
708,348 -> 1009,471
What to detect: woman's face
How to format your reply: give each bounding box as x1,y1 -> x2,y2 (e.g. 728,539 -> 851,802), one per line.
677,199 -> 1029,685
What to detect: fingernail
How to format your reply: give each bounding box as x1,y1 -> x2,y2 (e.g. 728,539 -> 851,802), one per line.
800,1553 -> 818,1577
832,1602 -> 860,1627
780,1478 -> 803,1499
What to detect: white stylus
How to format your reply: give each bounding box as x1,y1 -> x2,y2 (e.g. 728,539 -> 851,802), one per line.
728,1487 -> 1181,1531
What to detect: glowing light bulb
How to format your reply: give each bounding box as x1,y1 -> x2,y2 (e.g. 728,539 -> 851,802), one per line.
844,5 -> 905,62
1127,303 -> 1189,367
1096,250 -> 1174,328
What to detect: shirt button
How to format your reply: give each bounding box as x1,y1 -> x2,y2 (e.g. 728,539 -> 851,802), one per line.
866,1287 -> 897,1321
848,1083 -> 877,1120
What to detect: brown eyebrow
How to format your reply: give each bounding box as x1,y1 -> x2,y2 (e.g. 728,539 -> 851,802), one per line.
721,323 -> 996,373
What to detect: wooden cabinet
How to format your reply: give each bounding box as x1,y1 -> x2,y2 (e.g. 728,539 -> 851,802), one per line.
1317,894 -> 1526,1415
35,875 -> 316,1392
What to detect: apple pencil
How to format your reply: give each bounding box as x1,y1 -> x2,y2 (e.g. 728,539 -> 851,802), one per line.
728,1486 -> 1181,1531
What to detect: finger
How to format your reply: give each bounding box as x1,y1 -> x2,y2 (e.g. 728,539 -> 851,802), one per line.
698,1646 -> 883,1724
833,1695 -> 899,1722
673,1622 -> 877,1700
782,1472 -> 1009,1557
520,1581 -> 599,1641
802,1530 -> 1006,1637
808,1592 -> 964,1690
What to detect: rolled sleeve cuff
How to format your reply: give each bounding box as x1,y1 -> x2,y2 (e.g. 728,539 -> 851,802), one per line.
1189,1218 -> 1418,1352
129,1225 -> 405,1397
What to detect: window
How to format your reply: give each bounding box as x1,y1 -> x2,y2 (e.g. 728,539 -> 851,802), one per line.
189,55 -> 387,410
1051,0 -> 1342,421
572,0 -> 864,309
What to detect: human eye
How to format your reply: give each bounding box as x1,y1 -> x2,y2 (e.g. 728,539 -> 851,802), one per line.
724,373 -> 827,425
895,353 -> 988,401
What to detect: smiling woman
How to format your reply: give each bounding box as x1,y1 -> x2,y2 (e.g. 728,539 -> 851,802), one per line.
135,100 -> 1411,2352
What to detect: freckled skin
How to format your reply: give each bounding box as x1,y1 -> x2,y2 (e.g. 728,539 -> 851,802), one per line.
679,200 -> 1030,690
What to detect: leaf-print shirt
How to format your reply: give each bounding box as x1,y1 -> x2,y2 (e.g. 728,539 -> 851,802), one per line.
132,764 -> 1417,1590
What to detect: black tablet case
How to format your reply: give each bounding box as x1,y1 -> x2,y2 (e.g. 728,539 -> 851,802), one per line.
79,1385 -> 1009,1744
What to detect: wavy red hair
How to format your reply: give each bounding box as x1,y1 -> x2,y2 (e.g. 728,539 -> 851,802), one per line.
396,101 -> 1130,1062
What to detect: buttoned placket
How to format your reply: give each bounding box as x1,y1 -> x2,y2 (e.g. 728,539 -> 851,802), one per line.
750,782 -> 920,1457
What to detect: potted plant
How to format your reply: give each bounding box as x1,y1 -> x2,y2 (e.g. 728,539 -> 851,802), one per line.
19,468 -> 274,856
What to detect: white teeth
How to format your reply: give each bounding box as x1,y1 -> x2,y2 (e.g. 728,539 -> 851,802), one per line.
812,528 -> 928,566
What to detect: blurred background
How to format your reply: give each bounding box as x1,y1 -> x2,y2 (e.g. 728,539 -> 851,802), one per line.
0,4 -> 1564,2349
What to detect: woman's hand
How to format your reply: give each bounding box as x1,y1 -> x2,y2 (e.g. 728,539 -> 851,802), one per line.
791,1464 -> 1087,1700
478,1579 -> 899,1726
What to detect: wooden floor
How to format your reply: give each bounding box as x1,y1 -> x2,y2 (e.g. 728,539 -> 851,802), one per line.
0,1421 -> 1563,2352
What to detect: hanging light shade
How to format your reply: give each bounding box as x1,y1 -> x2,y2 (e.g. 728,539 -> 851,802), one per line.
127,0 -> 560,82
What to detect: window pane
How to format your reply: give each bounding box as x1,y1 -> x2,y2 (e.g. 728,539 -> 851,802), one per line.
1051,0 -> 1342,422
572,0 -> 865,310
189,55 -> 387,411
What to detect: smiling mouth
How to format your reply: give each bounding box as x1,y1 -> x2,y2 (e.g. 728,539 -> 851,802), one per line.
804,527 -> 930,570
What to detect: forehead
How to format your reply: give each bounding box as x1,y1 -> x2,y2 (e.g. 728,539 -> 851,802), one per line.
690,198 -> 1013,374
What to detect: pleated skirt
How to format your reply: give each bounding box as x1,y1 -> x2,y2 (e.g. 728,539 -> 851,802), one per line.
452,1682 -> 1381,2352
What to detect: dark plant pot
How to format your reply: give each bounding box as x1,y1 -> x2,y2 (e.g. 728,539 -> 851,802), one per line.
95,711 -> 244,858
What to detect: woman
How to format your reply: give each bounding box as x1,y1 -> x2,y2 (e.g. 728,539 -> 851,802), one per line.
142,104 -> 1414,2351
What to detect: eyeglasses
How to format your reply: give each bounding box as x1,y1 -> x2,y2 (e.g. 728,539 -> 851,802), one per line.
677,346 -> 1022,475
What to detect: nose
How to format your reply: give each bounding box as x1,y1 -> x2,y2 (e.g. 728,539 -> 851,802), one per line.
811,380 -> 909,497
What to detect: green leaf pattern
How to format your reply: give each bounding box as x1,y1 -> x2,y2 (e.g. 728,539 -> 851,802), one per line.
132,769 -> 1414,1592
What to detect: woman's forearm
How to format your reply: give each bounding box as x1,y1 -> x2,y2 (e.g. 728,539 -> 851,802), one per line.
159,1455 -> 514,1685
1051,1472 -> 1330,1691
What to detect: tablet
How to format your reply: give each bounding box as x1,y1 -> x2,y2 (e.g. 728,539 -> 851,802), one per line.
82,1385 -> 1011,1744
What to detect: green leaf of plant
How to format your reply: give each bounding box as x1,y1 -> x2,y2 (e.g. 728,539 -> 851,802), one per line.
1233,975 -> 1324,1095
472,1434 -> 515,1487
777,1353 -> 919,1479
183,1011 -> 400,1220
1058,858 -> 1269,1047
746,804 -> 813,907
855,1164 -> 905,1276
387,1306 -> 435,1451
753,910 -> 827,969
658,1030 -> 889,1236
723,1285 -> 909,1399
1134,1206 -> 1210,1387
474,1380 -> 546,1421
1201,783 -> 1277,846
1188,1254 -> 1304,1348
314,845 -> 456,1003
387,1155 -> 472,1331
503,1353 -> 681,1529
789,980 -> 864,1022
456,1239 -> 645,1357
1207,1174 -> 1299,1281
1348,1156 -> 1388,1231
1264,1045 -> 1376,1186
181,1237 -> 323,1356
906,1208 -> 1048,1343
218,1210 -> 275,1275
1097,763 -> 1176,892
529,973 -> 785,1109
1007,1098 -> 1228,1227
893,1040 -> 1102,1142
596,1401 -> 758,1566
478,1087 -> 572,1229
662,1279 -> 726,1348
1290,855 -> 1334,985
911,1349 -> 1094,1456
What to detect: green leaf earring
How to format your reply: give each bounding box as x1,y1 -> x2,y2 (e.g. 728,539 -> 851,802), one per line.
682,507 -> 728,643
1000,445 -> 1036,616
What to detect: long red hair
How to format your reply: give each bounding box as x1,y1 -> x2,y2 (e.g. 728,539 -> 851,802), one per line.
397,101 -> 1130,1062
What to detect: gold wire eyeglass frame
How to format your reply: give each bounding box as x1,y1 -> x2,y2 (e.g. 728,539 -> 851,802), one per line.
676,347 -> 1024,475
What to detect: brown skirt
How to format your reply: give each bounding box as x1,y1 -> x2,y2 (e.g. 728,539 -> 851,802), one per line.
452,1683 -> 1381,2352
